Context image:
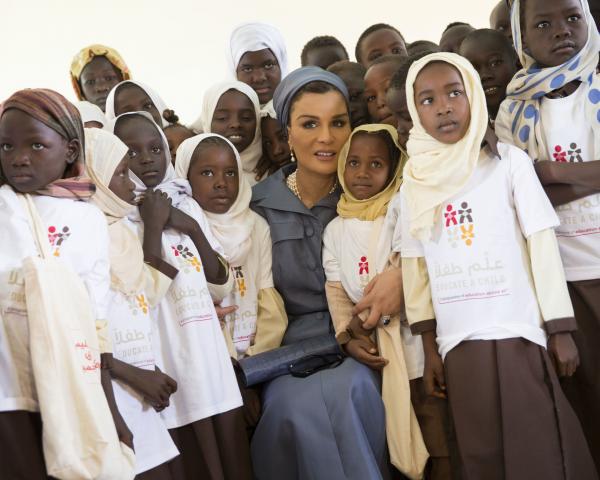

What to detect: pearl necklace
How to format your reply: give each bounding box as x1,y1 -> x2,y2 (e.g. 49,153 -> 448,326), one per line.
286,170 -> 337,201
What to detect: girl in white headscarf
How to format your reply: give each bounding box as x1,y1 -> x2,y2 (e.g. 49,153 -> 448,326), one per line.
84,128 -> 180,478
75,100 -> 107,128
191,81 -> 263,186
228,22 -> 289,106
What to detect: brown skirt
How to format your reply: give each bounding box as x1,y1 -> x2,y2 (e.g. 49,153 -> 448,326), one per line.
410,378 -> 462,480
167,407 -> 252,480
444,338 -> 597,480
564,279 -> 600,471
0,410 -> 51,480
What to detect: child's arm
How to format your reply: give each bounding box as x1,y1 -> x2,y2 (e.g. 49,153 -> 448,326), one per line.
535,161 -> 600,206
528,229 -> 579,377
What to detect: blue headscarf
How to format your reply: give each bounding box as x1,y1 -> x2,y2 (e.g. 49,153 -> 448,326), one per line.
273,66 -> 349,128
496,0 -> 600,161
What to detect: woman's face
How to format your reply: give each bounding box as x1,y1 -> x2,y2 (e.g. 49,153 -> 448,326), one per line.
287,90 -> 351,177
0,109 -> 80,192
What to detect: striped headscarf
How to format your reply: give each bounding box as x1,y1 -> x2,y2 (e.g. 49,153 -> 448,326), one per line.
1,89 -> 95,198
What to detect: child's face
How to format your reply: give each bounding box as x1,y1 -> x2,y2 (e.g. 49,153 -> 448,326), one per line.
343,133 -> 392,200
114,116 -> 168,188
460,37 -> 517,117
386,88 -> 413,150
0,109 -> 79,193
305,45 -> 348,69
523,0 -> 588,68
79,56 -> 123,112
440,25 -> 474,53
414,62 -> 471,144
336,69 -> 369,128
165,125 -> 194,165
359,29 -> 407,67
236,48 -> 282,104
210,90 -> 256,154
490,1 -> 512,41
261,117 -> 291,167
188,144 -> 239,214
364,62 -> 397,126
114,84 -> 163,127
108,154 -> 136,204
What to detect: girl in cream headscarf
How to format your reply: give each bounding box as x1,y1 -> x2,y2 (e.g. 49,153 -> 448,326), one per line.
400,52 -> 595,478
84,128 -> 180,478
322,124 -> 428,480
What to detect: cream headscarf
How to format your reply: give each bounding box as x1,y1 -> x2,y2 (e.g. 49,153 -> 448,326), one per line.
84,128 -> 146,295
190,81 -> 262,185
337,124 -> 406,221
174,133 -> 256,265
403,52 -> 488,241
76,101 -> 106,128
105,80 -> 170,128
228,22 -> 289,80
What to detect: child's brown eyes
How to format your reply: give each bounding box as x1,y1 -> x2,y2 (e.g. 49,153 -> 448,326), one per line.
151,147 -> 162,154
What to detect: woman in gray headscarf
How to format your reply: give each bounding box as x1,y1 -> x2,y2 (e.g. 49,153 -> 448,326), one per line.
250,67 -> 394,480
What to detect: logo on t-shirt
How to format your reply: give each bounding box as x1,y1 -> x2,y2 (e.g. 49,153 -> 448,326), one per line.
47,225 -> 71,257
358,255 -> 369,288
232,265 -> 247,297
170,244 -> 203,273
553,143 -> 583,163
444,202 -> 475,247
127,294 -> 149,315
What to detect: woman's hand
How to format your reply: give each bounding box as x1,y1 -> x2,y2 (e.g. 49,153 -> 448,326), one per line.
138,189 -> 172,231
343,338 -> 388,371
548,332 -> 579,377
353,267 -> 404,329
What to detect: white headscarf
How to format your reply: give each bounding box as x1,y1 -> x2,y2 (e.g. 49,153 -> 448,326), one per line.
228,22 -> 289,79
190,81 -> 263,186
105,80 -> 170,128
84,128 -> 146,295
403,52 -> 489,241
174,133 -> 255,265
76,101 -> 106,128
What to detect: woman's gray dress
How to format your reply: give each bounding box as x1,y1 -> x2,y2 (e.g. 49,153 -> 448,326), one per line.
250,165 -> 389,480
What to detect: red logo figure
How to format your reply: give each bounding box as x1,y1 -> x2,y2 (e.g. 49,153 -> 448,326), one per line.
445,204 -> 457,227
553,145 -> 567,162
359,256 -> 369,275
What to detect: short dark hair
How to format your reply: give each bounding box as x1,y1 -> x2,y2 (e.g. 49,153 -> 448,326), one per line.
460,28 -> 517,61
301,35 -> 349,66
355,23 -> 406,64
407,40 -> 440,56
327,60 -> 367,77
368,53 -> 406,70
388,51 -> 436,91
443,21 -> 474,34
191,136 -> 235,167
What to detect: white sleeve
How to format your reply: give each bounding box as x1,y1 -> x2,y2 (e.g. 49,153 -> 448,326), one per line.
322,218 -> 341,282
399,189 -> 425,258
384,192 -> 403,253
82,208 -> 111,321
256,216 -> 274,290
506,144 -> 560,237
494,99 -> 515,146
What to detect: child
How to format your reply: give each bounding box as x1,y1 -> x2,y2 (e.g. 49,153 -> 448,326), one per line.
106,79 -> 175,129
459,29 -> 518,122
355,23 -> 408,68
256,104 -> 292,179
192,81 -> 263,186
327,60 -> 369,128
75,100 -> 107,129
495,0 -> 600,469
322,124 -> 429,480
489,0 -> 512,41
70,44 -> 131,112
407,40 -> 440,56
174,133 -> 288,359
0,89 -> 132,478
438,22 -> 475,53
401,52 -> 596,478
364,54 -> 405,125
164,122 -> 194,165
228,22 -> 289,106
85,127 -> 180,478
110,111 -> 249,480
301,35 -> 349,69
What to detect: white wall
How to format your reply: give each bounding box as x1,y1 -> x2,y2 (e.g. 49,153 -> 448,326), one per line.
0,0 -> 498,123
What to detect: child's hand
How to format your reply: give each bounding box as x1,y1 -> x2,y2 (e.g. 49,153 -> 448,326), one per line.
138,189 -> 172,230
548,332 -> 579,377
423,349 -> 447,399
344,338 -> 388,370
130,366 -> 178,411
167,206 -> 200,236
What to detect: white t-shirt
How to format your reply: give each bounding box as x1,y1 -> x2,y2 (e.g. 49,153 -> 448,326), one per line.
400,144 -> 559,359
0,187 -> 110,412
539,84 -> 600,281
129,208 -> 242,429
108,218 -> 179,474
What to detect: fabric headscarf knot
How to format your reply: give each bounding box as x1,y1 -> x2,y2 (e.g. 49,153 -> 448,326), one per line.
273,66 -> 350,128
105,80 -> 170,128
174,133 -> 256,265
402,52 -> 488,241
497,0 -> 600,161
70,44 -> 131,101
337,124 -> 406,221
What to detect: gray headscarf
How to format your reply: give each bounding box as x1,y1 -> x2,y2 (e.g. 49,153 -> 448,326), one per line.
273,66 -> 349,128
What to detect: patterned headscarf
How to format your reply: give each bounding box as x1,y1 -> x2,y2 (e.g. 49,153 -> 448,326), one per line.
1,89 -> 95,198
70,44 -> 131,100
